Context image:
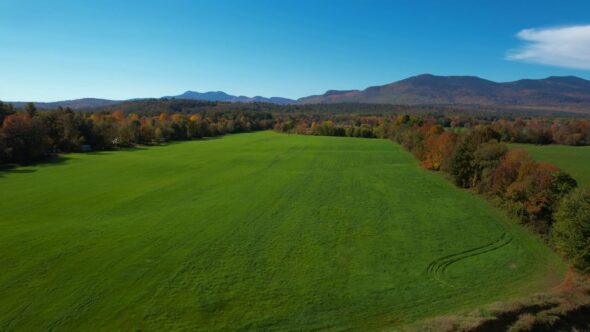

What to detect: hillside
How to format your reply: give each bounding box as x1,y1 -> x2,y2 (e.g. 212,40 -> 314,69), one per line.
298,74 -> 590,106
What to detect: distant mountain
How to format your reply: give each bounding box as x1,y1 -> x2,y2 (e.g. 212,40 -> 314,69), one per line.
6,92 -> 293,110
163,91 -> 294,104
297,74 -> 590,106
5,75 -> 590,110
10,98 -> 121,109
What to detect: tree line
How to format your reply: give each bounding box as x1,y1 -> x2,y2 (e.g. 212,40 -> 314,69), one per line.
389,115 -> 589,273
0,101 -> 274,165
274,113 -> 590,146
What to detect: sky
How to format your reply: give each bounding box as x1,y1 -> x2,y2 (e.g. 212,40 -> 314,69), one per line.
1,0 -> 590,101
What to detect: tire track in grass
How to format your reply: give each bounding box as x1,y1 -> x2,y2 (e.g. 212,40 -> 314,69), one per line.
427,232 -> 513,284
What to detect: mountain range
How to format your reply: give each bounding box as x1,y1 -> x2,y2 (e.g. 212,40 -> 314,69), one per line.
6,74 -> 590,109
9,98 -> 122,110
299,74 -> 590,105
162,91 -> 293,104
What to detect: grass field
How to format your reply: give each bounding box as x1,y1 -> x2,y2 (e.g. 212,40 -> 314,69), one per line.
511,144 -> 590,187
0,132 -> 564,331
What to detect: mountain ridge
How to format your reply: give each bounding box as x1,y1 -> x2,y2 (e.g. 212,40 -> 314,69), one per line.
162,91 -> 294,104
297,74 -> 590,105
4,74 -> 590,109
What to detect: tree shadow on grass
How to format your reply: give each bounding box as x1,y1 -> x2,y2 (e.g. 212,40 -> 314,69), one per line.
0,155 -> 71,179
0,168 -> 36,174
117,146 -> 149,152
0,135 -> 242,179
132,136 -> 226,149
84,146 -> 148,155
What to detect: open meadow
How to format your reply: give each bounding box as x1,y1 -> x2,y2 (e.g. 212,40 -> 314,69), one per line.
511,144 -> 590,187
0,132 -> 565,331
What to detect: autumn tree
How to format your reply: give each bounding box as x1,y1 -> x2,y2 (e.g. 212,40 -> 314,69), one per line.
139,118 -> 155,143
111,110 -> 126,121
486,149 -> 577,233
421,129 -> 456,171
1,114 -> 48,163
0,101 -> 15,128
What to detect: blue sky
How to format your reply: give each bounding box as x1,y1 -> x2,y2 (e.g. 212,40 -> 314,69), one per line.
1,0 -> 589,101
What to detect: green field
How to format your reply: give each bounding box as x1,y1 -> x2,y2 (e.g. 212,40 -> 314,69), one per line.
511,144 -> 590,187
0,132 -> 564,331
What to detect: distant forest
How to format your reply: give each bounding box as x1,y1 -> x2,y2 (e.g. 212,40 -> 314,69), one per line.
1,99 -> 589,166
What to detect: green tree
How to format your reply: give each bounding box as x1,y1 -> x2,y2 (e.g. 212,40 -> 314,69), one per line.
24,102 -> 37,117
44,108 -> 84,151
449,128 -> 501,188
552,187 -> 590,273
449,137 -> 475,188
473,141 -> 508,191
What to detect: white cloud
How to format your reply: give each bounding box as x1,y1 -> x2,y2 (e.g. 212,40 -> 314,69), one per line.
506,25 -> 590,70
